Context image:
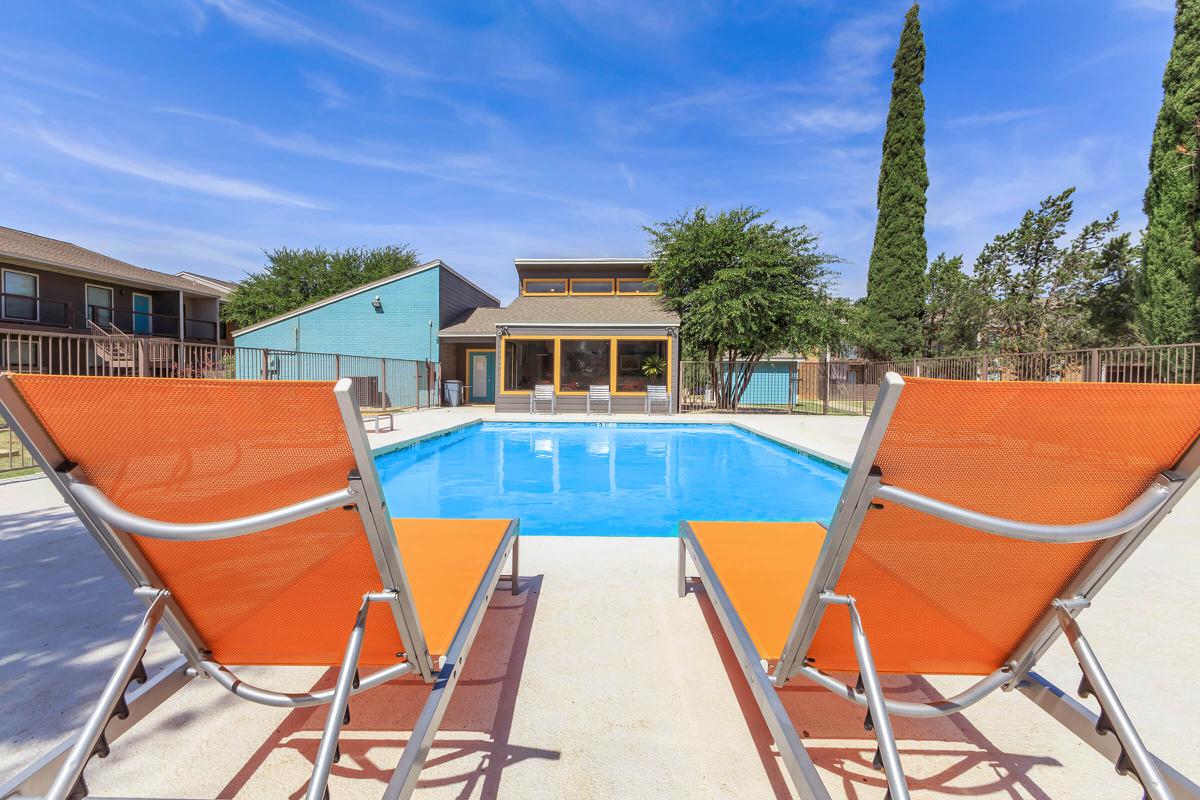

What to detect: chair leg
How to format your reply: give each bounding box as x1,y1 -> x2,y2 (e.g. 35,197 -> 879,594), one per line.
677,536 -> 687,597
304,596 -> 373,800
821,592 -> 912,800
1050,599 -> 1175,800
510,535 -> 520,595
44,590 -> 169,800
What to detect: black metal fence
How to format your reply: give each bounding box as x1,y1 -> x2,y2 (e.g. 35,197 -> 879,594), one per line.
681,342 -> 1200,415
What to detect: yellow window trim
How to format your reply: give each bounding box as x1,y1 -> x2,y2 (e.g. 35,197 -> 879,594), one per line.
498,334 -> 671,397
616,278 -> 661,296
521,278 -> 568,296
519,277 -> 659,296
568,278 -> 615,296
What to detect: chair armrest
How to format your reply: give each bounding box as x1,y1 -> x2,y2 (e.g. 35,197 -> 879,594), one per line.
63,474 -> 358,541
871,474 -> 1180,543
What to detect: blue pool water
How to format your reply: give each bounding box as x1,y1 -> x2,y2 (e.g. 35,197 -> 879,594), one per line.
375,423 -> 847,537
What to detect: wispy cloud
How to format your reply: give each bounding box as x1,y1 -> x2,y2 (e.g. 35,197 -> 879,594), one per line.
770,106 -> 882,135
302,71 -> 350,108
946,107 -> 1044,128
21,127 -> 320,208
823,11 -> 900,95
617,162 -> 637,192
0,44 -> 130,103
200,0 -> 427,77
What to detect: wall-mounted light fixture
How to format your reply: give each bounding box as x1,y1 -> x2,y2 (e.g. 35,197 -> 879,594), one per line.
371,295 -> 383,311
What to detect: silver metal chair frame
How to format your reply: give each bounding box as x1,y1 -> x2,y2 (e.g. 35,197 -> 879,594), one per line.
0,376 -> 520,800
645,385 -> 670,415
679,372 -> 1200,800
586,385 -> 611,415
530,383 -> 555,414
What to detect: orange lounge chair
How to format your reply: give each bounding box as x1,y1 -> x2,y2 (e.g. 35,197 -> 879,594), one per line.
678,374 -> 1200,800
0,375 -> 519,800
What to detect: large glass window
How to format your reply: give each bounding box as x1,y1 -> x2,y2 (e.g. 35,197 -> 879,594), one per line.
2,270 -> 37,321
617,278 -> 658,295
615,340 -> 668,392
524,279 -> 567,295
569,278 -> 614,295
558,339 -> 611,391
504,339 -> 555,391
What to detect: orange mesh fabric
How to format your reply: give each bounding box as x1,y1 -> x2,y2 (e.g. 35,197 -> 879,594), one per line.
804,377 -> 1200,675
690,521 -> 827,660
8,374 -> 406,666
394,519 -> 509,656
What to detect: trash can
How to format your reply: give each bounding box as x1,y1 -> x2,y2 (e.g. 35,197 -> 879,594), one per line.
444,380 -> 463,407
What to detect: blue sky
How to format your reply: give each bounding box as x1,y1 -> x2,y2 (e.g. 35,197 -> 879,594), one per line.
0,0 -> 1176,302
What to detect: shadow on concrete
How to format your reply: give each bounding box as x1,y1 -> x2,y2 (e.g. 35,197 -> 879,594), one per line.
0,507 -> 180,782
689,580 -> 1059,800
218,574 -> 554,799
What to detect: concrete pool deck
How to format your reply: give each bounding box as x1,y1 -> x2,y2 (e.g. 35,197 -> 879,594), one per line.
1,408 -> 1197,798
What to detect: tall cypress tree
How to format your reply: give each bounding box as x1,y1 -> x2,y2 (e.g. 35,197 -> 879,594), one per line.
1138,0 -> 1200,344
863,2 -> 928,360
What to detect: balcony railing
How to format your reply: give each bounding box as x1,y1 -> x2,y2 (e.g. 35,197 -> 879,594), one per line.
0,292 -> 72,327
184,317 -> 219,341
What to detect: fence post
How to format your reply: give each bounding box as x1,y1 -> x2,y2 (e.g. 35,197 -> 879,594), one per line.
136,340 -> 148,377
414,361 -> 421,409
335,353 -> 341,380
1088,349 -> 1101,382
260,349 -> 268,380
788,361 -> 795,414
380,358 -> 388,409
821,353 -> 830,415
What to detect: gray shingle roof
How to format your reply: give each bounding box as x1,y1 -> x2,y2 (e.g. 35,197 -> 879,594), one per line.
439,295 -> 678,336
0,226 -> 226,297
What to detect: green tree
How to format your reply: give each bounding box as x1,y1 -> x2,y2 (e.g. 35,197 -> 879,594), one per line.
1138,0 -> 1200,344
223,245 -> 421,327
1087,234 -> 1141,345
645,206 -> 841,410
970,189 -> 1137,355
863,2 -> 928,359
922,253 -> 976,355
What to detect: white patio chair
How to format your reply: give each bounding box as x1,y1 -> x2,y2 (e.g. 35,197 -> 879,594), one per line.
362,412 -> 394,433
530,383 -> 556,414
645,384 -> 671,415
587,385 -> 611,415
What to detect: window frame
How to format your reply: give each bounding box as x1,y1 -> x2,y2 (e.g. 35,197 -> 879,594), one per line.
616,278 -> 660,295
521,278 -> 568,296
612,337 -> 671,395
84,283 -> 115,328
500,336 -> 558,394
568,278 -> 615,296
556,338 -> 613,395
498,334 -> 672,397
2,268 -> 39,322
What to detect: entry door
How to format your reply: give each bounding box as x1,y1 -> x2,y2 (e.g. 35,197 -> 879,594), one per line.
131,293 -> 153,334
468,351 -> 495,403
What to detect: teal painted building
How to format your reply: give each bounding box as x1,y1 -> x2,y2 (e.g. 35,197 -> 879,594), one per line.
231,260 -> 498,404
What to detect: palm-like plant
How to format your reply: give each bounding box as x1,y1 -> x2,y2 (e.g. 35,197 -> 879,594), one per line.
641,354 -> 667,378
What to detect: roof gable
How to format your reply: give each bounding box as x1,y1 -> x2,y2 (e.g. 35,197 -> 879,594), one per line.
0,226 -> 226,297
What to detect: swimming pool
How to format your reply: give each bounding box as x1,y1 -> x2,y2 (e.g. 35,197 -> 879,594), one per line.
374,422 -> 847,537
